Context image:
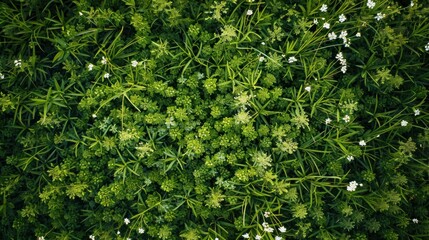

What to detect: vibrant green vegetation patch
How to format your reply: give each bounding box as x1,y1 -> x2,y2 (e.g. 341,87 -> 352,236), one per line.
1,0 -> 429,239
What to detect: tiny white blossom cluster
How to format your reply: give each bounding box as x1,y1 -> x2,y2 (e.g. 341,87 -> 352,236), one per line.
400,120 -> 408,127
425,42 -> 429,51
375,12 -> 385,21
347,180 -> 363,191
320,4 -> 328,12
246,9 -> 253,16
414,109 -> 420,116
14,59 -> 22,67
347,155 -> 354,161
359,140 -> 366,146
339,14 -> 347,23
336,52 -> 347,73
0,72 -> 4,79
342,114 -> 350,123
288,56 -> 298,63
89,235 -> 95,240
325,118 -> 332,125
412,218 -> 419,224
367,0 -> 376,9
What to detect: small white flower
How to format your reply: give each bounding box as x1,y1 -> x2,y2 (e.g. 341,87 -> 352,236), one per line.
347,155 -> 354,161
347,180 -> 360,192
88,63 -> 94,71
288,56 -> 297,63
124,218 -> 130,225
320,4 -> 328,12
247,9 -> 253,16
278,226 -> 287,233
343,115 -> 350,123
414,109 -> 420,116
410,1 -> 414,7
339,14 -> 347,23
79,11 -> 83,16
356,32 -> 361,37
138,228 -> 145,234
359,140 -> 366,146
341,65 -> 347,73
197,72 -> 204,79
89,235 -> 95,240
401,120 -> 408,126
127,238 -> 131,240
255,235 -> 262,240
103,73 -> 110,79
261,42 -> 266,45
117,231 -> 121,235
38,237 -> 45,240
323,22 -> 330,29
92,114 -> 97,118
0,73 -> 4,79
264,227 -> 274,233
425,42 -> 429,51
101,56 -> 108,65
275,237 -> 283,240
242,233 -> 250,238
259,56 -> 265,62
367,0 -> 376,9
14,59 -> 22,67
262,222 -> 269,228
131,60 -> 138,67
412,218 -> 419,224
339,30 -> 348,39
305,86 -> 311,92
313,18 -> 319,25
328,32 -> 337,40
215,238 -> 219,240
325,118 -> 332,125
375,12 -> 385,21
264,211 -> 271,218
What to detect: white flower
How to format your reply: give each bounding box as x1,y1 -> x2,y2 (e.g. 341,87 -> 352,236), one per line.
356,32 -> 361,37
328,32 -> 337,40
275,237 -> 283,240
117,231 -> 121,235
401,120 -> 408,126
323,22 -> 330,29
412,218 -> 419,224
347,155 -> 354,161
259,56 -> 265,62
92,114 -> 97,118
0,73 -> 4,79
103,73 -> 110,79
305,86 -> 311,92
255,235 -> 262,240
288,56 -> 297,63
215,238 -> 219,240
88,63 -> 94,71
242,233 -> 250,238
339,14 -> 347,22
347,180 -> 360,191
325,118 -> 332,125
131,60 -> 139,67
246,9 -> 253,16
261,42 -> 266,45
359,140 -> 366,146
341,65 -> 347,73
339,30 -> 348,39
124,218 -> 130,225
375,12 -> 385,21
101,56 -> 108,65
127,238 -> 131,240
425,42 -> 429,51
414,109 -> 420,116
138,228 -> 145,234
320,4 -> 328,12
89,235 -> 95,240
14,59 -> 22,67
313,18 -> 319,25
79,11 -> 83,16
367,0 -> 376,9
264,211 -> 271,218
278,226 -> 287,233
410,1 -> 414,7
264,227 -> 274,233
342,115 -> 350,123
38,237 -> 45,240
262,222 -> 269,228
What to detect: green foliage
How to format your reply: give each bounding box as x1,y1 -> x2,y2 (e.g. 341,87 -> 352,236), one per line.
1,0 -> 429,239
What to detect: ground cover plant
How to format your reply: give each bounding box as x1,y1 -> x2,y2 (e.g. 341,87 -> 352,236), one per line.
1,0 -> 429,239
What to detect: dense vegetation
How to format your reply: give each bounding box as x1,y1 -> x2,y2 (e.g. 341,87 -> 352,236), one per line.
1,0 -> 428,239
